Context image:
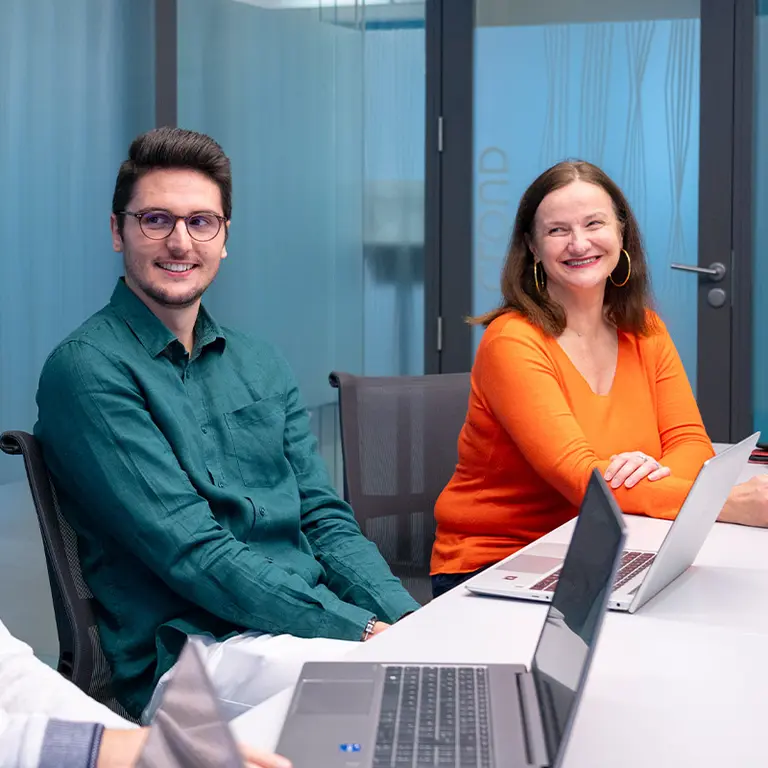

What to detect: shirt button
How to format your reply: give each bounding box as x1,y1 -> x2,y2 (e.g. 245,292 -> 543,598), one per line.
258,506 -> 266,517
201,426 -> 208,434
218,481 -> 224,488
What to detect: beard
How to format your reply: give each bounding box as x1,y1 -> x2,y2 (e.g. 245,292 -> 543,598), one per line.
123,251 -> 216,309
137,280 -> 206,308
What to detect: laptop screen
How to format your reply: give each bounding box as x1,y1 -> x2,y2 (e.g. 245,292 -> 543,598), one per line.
530,471 -> 626,765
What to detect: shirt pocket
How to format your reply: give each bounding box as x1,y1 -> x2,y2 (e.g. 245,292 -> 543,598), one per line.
224,395 -> 287,488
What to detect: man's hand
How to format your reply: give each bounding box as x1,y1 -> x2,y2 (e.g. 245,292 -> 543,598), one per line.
604,451 -> 670,489
362,621 -> 390,641
96,728 -> 293,768
719,475 -> 768,527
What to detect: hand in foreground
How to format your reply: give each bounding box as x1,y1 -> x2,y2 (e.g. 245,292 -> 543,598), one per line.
240,745 -> 293,768
97,728 -> 293,768
96,729 -> 148,768
604,451 -> 670,489
718,475 -> 768,527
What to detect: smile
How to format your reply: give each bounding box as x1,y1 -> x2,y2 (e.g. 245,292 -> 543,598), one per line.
157,263 -> 197,273
563,256 -> 600,268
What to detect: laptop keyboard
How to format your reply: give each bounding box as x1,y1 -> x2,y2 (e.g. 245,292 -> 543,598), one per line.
531,550 -> 656,592
373,665 -> 493,768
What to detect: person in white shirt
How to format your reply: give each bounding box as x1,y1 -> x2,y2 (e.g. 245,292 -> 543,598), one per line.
0,620 -> 288,768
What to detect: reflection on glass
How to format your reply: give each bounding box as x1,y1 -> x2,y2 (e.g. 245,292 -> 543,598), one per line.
531,475 -> 625,755
178,0 -> 426,488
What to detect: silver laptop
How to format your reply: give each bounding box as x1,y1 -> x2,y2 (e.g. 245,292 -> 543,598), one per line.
467,432 -> 759,613
276,471 -> 626,768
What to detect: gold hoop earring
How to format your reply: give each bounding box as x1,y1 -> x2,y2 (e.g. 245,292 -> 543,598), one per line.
534,261 -> 546,294
609,249 -> 631,287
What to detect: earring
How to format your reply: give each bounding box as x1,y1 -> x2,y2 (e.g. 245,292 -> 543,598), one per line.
534,261 -> 546,294
609,249 -> 631,287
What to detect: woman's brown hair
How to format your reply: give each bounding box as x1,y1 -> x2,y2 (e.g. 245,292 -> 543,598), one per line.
471,160 -> 654,336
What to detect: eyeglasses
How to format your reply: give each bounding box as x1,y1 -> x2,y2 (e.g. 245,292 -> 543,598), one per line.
121,209 -> 226,242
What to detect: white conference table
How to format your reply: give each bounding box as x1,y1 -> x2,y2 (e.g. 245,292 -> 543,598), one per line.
233,461 -> 768,767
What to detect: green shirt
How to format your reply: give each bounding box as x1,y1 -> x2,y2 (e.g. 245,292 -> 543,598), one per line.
34,279 -> 419,719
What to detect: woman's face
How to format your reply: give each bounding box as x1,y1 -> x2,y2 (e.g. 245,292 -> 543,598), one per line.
528,180 -> 623,299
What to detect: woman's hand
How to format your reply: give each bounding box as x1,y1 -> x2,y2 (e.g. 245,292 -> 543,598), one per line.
603,451 -> 670,489
718,475 -> 768,527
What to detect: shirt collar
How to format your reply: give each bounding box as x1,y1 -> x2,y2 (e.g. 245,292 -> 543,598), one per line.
109,278 -> 226,358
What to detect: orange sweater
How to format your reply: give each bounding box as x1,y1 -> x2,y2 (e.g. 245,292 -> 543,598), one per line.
431,311 -> 715,576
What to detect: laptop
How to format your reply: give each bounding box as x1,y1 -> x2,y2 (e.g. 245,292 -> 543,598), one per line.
467,432 -> 759,613
275,471 -> 626,768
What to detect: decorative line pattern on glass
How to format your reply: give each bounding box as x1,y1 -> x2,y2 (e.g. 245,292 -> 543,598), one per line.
578,24 -> 614,167
540,25 -> 571,167
622,21 -> 655,225
665,19 -> 698,266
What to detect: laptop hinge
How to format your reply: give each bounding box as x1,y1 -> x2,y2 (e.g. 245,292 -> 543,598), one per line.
517,672 -> 550,766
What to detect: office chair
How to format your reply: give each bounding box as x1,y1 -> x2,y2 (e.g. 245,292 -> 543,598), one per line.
329,372 -> 471,605
0,430 -> 135,721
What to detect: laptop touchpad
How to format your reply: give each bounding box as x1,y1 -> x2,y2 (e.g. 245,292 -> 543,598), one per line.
295,680 -> 375,716
498,552 -> 564,574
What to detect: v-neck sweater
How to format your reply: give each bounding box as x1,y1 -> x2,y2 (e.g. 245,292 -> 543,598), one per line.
431,309 -> 714,575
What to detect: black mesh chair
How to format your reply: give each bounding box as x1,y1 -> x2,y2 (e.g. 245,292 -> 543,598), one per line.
329,372 -> 471,605
0,430 -> 135,720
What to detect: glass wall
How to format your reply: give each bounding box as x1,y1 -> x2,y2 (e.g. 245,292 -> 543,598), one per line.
177,0 -> 426,487
472,3 -> 700,389
0,0 -> 156,482
363,15 -> 426,377
0,0 -> 156,658
754,0 -> 768,436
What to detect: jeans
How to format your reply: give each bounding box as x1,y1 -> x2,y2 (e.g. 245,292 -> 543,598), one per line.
431,568 -> 486,599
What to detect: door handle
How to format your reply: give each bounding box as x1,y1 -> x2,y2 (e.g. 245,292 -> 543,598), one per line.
670,261 -> 726,282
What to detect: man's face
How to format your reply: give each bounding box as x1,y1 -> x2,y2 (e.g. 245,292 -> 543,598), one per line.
111,168 -> 228,310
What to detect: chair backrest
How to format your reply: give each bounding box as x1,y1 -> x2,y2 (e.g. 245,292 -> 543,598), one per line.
0,430 -> 134,720
329,372 -> 471,605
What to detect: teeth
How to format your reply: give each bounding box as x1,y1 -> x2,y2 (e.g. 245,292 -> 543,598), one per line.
159,263 -> 194,272
565,257 -> 598,266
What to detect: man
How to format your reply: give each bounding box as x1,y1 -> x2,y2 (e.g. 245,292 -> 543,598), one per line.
34,127 -> 419,722
0,619 -> 286,767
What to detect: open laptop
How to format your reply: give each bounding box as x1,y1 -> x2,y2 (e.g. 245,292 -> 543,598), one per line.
276,471 -> 626,768
467,432 -> 759,613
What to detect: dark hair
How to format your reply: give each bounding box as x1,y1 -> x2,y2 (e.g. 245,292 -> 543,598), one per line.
472,160 -> 654,336
112,127 -> 232,234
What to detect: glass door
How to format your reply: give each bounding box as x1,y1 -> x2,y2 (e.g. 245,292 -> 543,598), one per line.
430,0 -> 753,441
472,3 -> 700,383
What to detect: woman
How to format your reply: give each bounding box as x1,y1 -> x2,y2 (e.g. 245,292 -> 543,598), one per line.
431,160 -> 768,599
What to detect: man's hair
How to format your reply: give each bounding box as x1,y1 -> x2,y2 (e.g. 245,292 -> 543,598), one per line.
112,127 -> 232,234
